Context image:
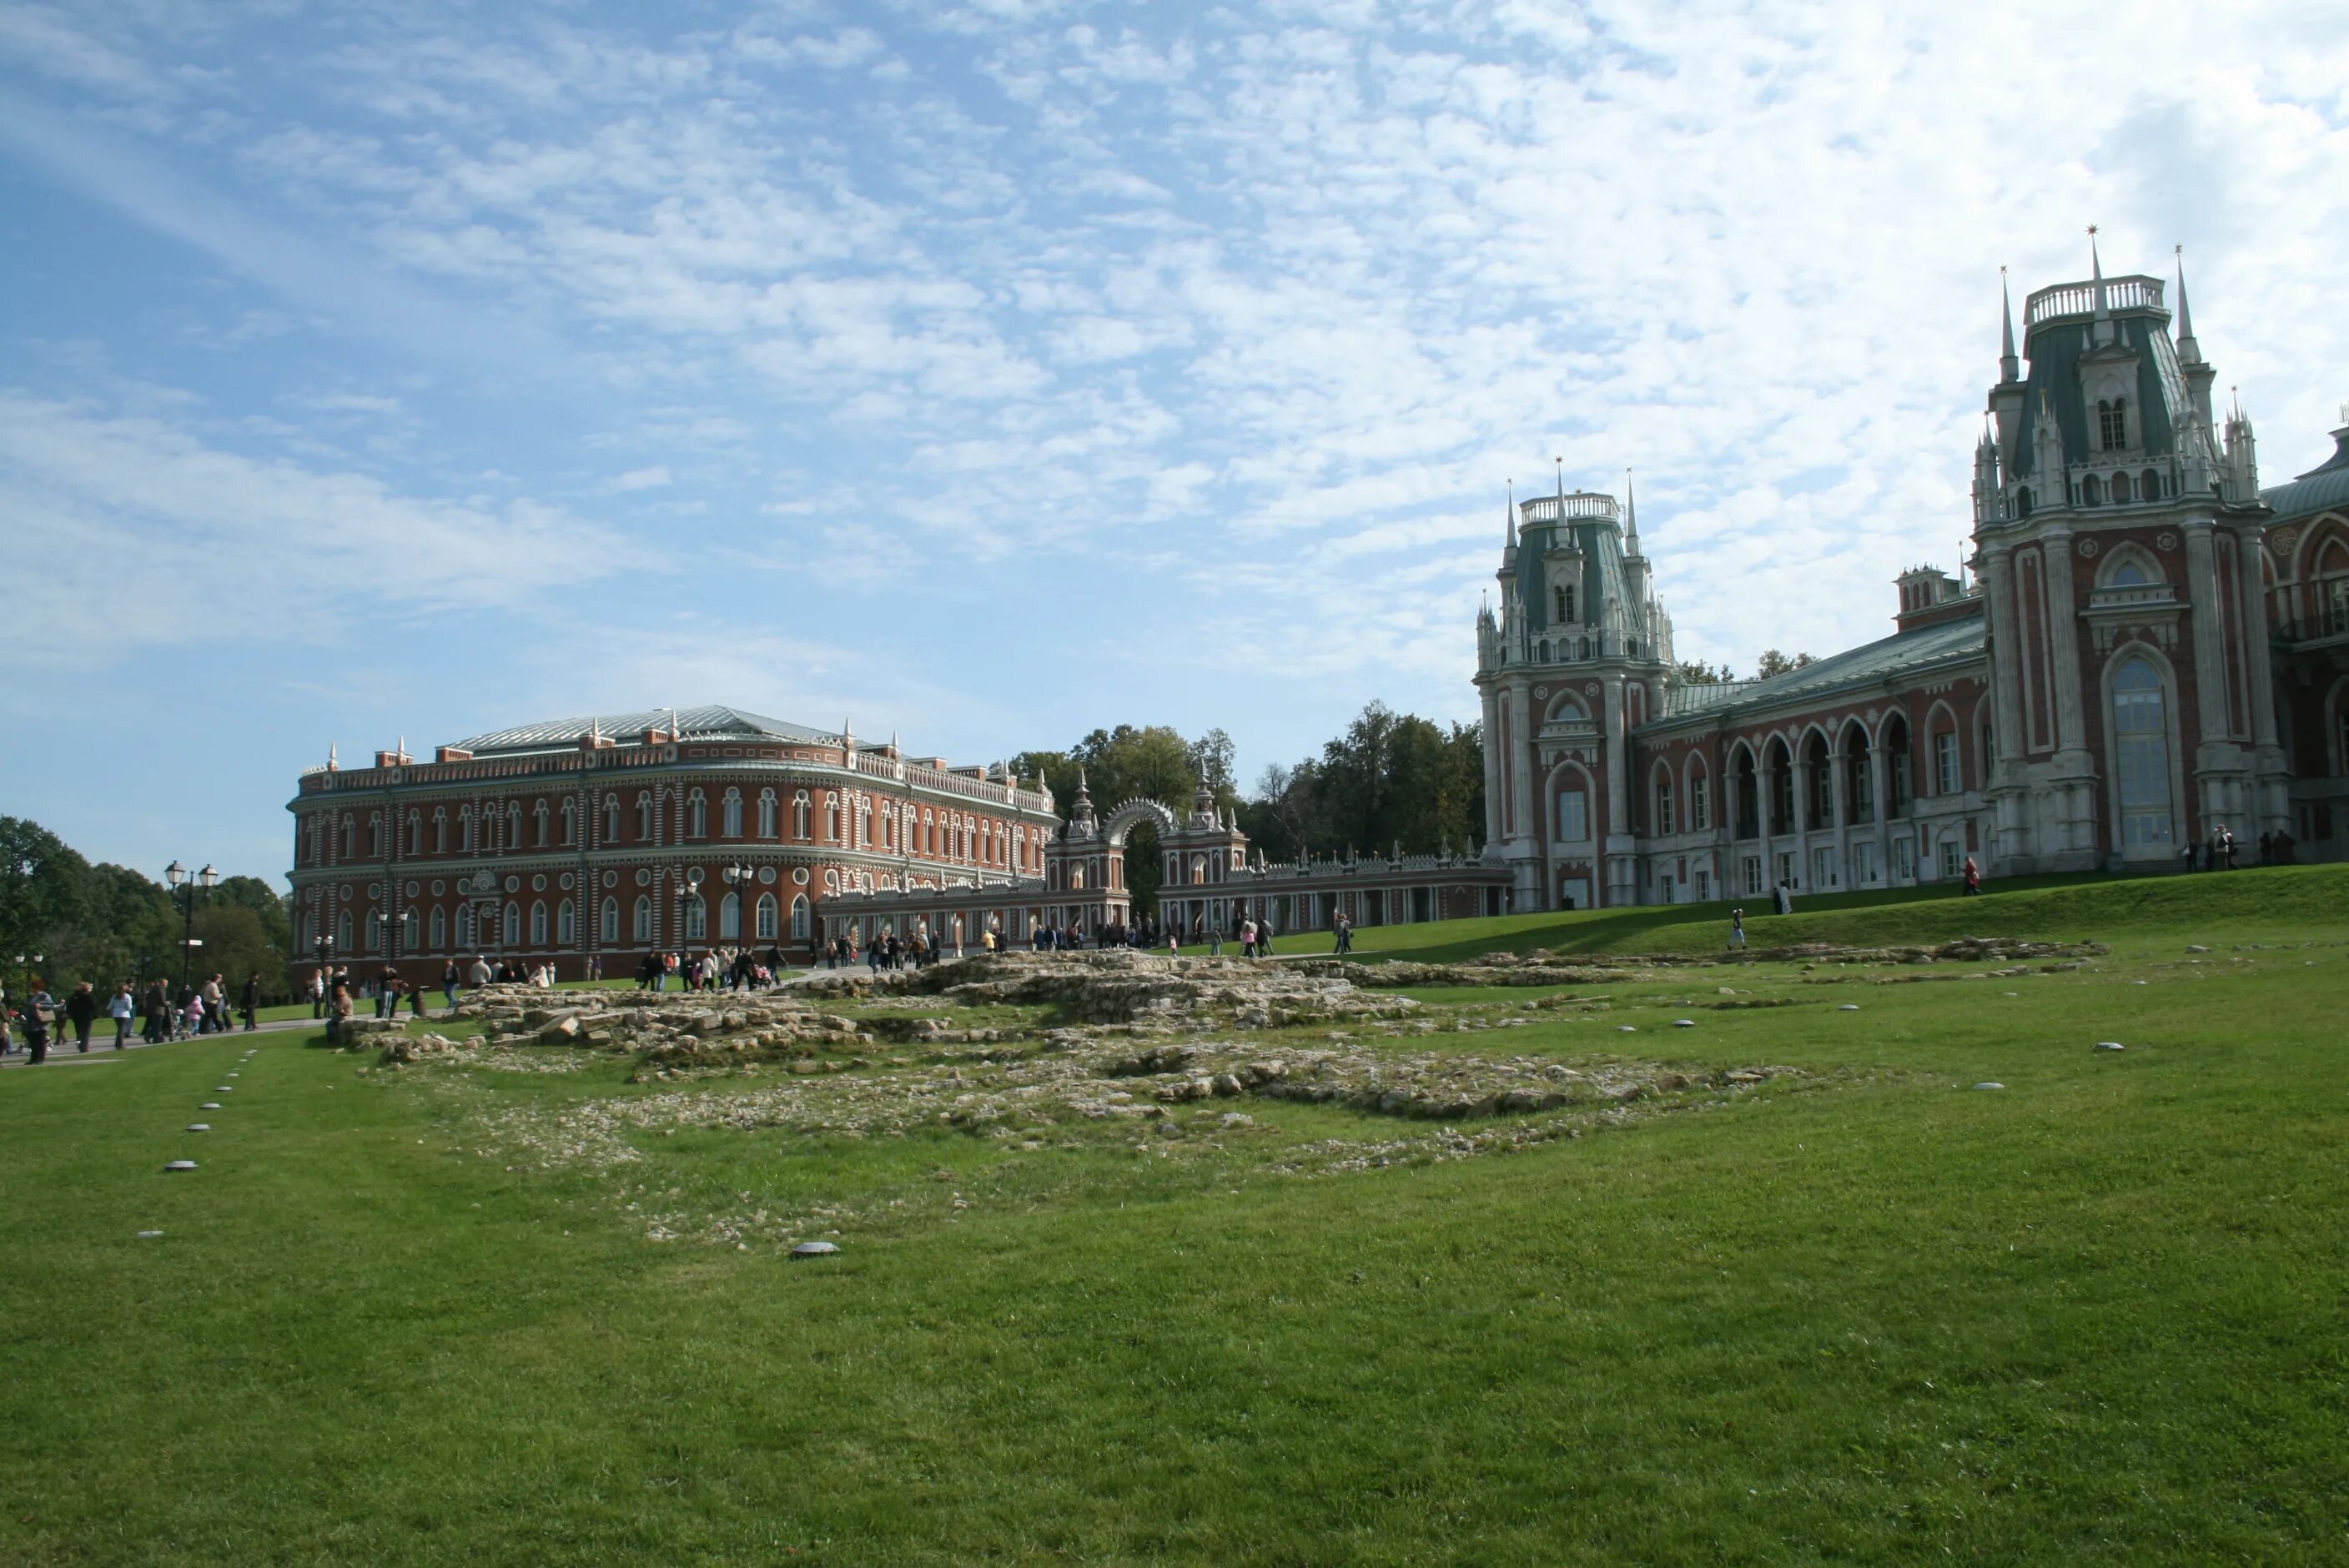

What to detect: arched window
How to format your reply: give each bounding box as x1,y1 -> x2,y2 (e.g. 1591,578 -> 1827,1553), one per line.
757,893 -> 779,941
368,814 -> 381,857
339,817 -> 355,859
685,895 -> 707,941
2016,485 -> 2033,518
408,810 -> 423,856
631,896 -> 654,942
531,901 -> 548,944
1652,772 -> 1674,835
366,908 -> 384,952
557,900 -> 575,945
1555,584 -> 1575,622
1688,762 -> 1711,831
2099,397 -> 2127,450
503,902 -> 521,947
433,808 -> 448,853
603,795 -> 620,842
456,905 -> 475,948
758,789 -> 777,839
2140,467 -> 2161,500
789,894 -> 810,940
561,799 -> 577,846
1538,640 -> 1550,663
636,794 -> 654,842
722,789 -> 742,837
600,898 -> 619,943
717,892 -> 739,940
2110,558 -> 2149,587
1555,784 -> 1590,843
2110,470 -> 2132,504
532,800 -> 550,847
826,795 -> 841,842
460,808 -> 475,852
793,792 -> 811,840
429,906 -> 446,948
687,790 -> 707,839
337,909 -> 353,951
2113,657 -> 2175,848
2082,473 -> 2103,506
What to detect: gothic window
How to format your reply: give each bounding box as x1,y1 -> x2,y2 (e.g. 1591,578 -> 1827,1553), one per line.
531,901 -> 548,944
2110,470 -> 2132,504
2112,657 -> 2175,847
603,795 -> 620,842
794,792 -> 811,840
534,801 -> 551,847
686,894 -> 708,941
757,893 -> 780,941
2141,467 -> 2161,500
632,896 -> 654,942
340,817 -> 355,860
503,902 -> 521,947
507,802 -> 522,847
368,814 -> 382,857
430,810 -> 445,854
2099,398 -> 2127,451
636,794 -> 655,842
407,811 -> 423,856
1845,746 -> 1874,825
687,790 -> 707,839
1808,749 -> 1834,826
557,900 -> 575,945
719,892 -> 740,940
430,906 -> 446,949
561,799 -> 577,847
601,898 -> 619,943
758,789 -> 777,839
337,910 -> 353,952
789,895 -> 810,941
720,789 -> 741,838
460,809 -> 475,852
456,905 -> 475,948
1555,787 -> 1590,843
1934,731 -> 1960,795
1555,585 -> 1575,622
1690,770 -> 1711,832
366,908 -> 384,952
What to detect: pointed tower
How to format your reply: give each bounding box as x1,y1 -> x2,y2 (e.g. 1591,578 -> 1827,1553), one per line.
1998,266 -> 2020,385
2174,245 -> 2217,430
1972,416 -> 2002,526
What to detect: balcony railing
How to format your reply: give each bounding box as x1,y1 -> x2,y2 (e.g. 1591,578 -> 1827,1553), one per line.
2025,274 -> 2163,327
1520,491 -> 1619,525
2272,599 -> 2349,647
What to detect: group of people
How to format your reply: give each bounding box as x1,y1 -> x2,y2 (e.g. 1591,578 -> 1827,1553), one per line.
2,972 -> 261,1065
2182,823 -> 2296,872
635,946 -> 791,993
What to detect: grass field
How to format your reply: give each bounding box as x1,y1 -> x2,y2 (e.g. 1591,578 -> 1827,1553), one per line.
3,866 -> 2344,1563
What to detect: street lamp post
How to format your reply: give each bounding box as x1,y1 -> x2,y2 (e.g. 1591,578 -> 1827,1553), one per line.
661,866 -> 702,989
722,860 -> 757,942
163,860 -> 219,996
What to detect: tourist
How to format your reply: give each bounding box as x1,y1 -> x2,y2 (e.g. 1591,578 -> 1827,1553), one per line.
326,983 -> 352,1044
1728,907 -> 1747,950
1962,857 -> 1982,896
181,989 -> 204,1038
2216,822 -> 2237,870
199,974 -> 224,1034
143,980 -> 169,1043
2181,838 -> 2198,873
588,953 -> 603,983
240,973 -> 260,1030
1208,924 -> 1223,957
108,983 -> 135,1048
66,982 -> 98,1053
23,988 -> 51,1064
1773,883 -> 1794,916
309,968 -> 325,1018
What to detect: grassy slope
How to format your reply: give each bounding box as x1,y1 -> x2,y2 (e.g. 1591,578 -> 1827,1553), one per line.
1276,862 -> 2349,962
2,877 -> 2345,1563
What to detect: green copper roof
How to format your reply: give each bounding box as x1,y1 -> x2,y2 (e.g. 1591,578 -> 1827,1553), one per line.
2009,314 -> 2183,480
450,706 -> 841,755
1650,609 -> 1984,731
2261,429 -> 2349,522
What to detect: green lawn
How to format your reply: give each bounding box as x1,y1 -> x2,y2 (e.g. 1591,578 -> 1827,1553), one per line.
3,868 -> 2344,1563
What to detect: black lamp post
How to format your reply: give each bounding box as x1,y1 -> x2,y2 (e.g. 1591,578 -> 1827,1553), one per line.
163,860 -> 218,994
722,860 -> 757,942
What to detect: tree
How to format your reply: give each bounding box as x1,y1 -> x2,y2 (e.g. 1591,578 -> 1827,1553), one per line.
1754,649 -> 1817,679
1674,659 -> 1738,686
0,817 -> 93,987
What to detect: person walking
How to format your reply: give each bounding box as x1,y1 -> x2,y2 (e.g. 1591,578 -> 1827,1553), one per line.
23,989 -> 52,1064
143,980 -> 169,1044
108,983 -> 135,1048
201,974 -> 225,1034
66,982 -> 98,1053
1728,907 -> 1747,950
442,960 -> 460,1013
1962,857 -> 1982,897
240,973 -> 260,1031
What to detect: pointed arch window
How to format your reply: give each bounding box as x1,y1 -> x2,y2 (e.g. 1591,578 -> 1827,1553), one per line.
2113,657 -> 2175,848
793,791 -> 812,840
408,810 -> 423,857
758,789 -> 778,839
531,901 -> 548,944
722,789 -> 742,838
685,894 -> 707,941
687,790 -> 708,840
631,896 -> 654,942
339,817 -> 355,860
1555,585 -> 1575,623
430,906 -> 447,949
636,794 -> 655,842
718,892 -> 740,940
601,898 -> 619,943
507,802 -> 523,847
503,902 -> 521,947
557,900 -> 575,945
534,800 -> 551,847
561,799 -> 577,847
455,905 -> 475,948
757,893 -> 780,941
603,795 -> 620,843
2098,397 -> 2127,451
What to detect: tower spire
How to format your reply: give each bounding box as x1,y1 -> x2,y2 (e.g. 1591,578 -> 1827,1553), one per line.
1554,455 -> 1563,500
1998,265 -> 2020,383
2173,243 -> 2201,364
1623,467 -> 1640,552
1504,480 -> 1515,549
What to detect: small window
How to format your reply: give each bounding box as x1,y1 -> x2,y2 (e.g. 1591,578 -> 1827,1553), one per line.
1934,731 -> 1961,795
1556,788 -> 1590,843
2110,470 -> 2132,504
2098,397 -> 2127,451
757,894 -> 779,941
2110,560 -> 2149,587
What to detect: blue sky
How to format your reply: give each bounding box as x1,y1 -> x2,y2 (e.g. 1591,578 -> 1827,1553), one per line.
3,0 -> 2346,890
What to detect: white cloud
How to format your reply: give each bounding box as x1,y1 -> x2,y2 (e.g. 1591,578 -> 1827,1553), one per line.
611,464 -> 672,491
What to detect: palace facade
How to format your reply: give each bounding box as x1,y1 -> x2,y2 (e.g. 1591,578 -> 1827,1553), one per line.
289,251 -> 2349,973
285,708 -> 1061,981
1477,249 -> 2349,910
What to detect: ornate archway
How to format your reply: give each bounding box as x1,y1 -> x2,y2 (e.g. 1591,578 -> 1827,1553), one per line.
1099,798 -> 1180,846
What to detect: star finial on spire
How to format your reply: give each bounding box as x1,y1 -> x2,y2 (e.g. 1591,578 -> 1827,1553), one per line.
1554,455 -> 1563,499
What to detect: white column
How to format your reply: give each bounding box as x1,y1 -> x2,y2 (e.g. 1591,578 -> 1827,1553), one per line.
1869,744 -> 1894,884
2040,526 -> 2088,753
2184,518 -> 2231,747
